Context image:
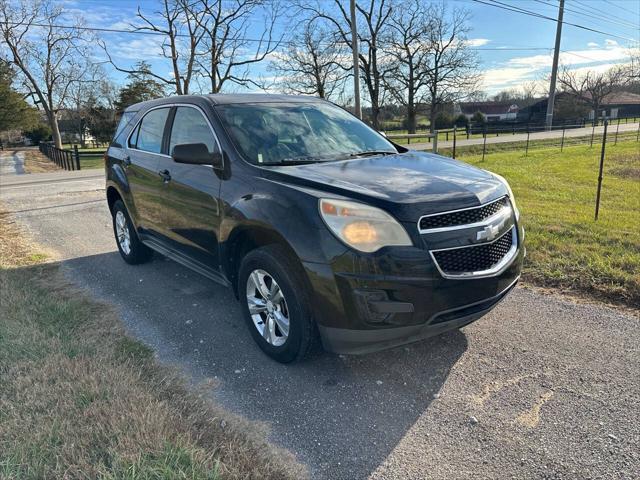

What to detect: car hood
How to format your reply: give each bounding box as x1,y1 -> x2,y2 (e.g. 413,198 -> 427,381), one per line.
261,151 -> 507,221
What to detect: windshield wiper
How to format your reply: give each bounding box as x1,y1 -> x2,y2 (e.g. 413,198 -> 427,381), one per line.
349,150 -> 396,158
260,158 -> 321,166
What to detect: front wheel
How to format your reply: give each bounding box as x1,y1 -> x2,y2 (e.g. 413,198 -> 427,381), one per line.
238,245 -> 317,363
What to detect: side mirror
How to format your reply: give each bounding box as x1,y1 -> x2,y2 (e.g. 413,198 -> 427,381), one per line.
172,143 -> 223,168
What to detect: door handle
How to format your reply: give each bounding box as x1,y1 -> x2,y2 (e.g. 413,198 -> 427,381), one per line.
158,169 -> 171,183
122,155 -> 131,167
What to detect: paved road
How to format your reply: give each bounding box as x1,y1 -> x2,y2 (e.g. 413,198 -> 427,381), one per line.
1,170 -> 638,479
408,121 -> 640,151
0,150 -> 26,175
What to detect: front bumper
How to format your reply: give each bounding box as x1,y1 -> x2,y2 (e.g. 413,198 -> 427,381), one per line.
302,228 -> 524,355
318,275 -> 518,354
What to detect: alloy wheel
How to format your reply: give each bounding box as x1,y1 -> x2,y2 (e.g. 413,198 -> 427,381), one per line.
246,269 -> 290,347
115,210 -> 131,255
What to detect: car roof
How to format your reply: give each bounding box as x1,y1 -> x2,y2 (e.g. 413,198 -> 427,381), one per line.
124,93 -> 325,112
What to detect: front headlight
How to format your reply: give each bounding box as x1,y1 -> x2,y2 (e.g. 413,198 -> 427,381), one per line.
491,173 -> 519,220
319,199 -> 412,253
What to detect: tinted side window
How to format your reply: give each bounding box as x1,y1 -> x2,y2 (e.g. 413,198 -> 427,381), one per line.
135,108 -> 170,154
128,122 -> 140,148
112,111 -> 137,147
169,107 -> 219,156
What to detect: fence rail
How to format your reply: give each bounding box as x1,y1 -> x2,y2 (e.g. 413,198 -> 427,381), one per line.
39,142 -> 80,170
39,143 -> 107,170
386,131 -> 439,151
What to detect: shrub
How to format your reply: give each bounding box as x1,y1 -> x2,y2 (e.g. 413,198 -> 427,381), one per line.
454,114 -> 469,128
24,124 -> 52,144
471,111 -> 486,125
434,112 -> 453,129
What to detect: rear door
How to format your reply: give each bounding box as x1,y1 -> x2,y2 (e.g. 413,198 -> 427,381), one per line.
155,105 -> 223,270
125,107 -> 171,235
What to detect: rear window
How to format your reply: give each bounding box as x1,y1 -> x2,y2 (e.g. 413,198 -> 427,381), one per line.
129,108 -> 171,154
111,111 -> 137,147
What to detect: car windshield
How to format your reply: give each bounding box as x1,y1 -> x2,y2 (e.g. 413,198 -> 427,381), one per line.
215,102 -> 397,165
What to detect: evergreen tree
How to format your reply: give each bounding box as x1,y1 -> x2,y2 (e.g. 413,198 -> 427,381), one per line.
0,60 -> 39,132
114,62 -> 166,112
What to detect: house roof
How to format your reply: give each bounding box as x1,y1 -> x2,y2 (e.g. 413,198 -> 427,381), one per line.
600,91 -> 640,105
458,101 -> 519,115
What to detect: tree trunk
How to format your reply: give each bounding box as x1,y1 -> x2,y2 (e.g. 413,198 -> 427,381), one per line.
48,113 -> 62,149
370,105 -> 380,130
407,106 -> 417,134
593,101 -> 600,126
429,101 -> 437,133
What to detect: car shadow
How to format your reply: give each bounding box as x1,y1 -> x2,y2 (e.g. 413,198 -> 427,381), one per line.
60,250 -> 468,479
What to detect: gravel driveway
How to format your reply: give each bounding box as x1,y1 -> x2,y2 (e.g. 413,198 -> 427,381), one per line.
1,169 -> 638,480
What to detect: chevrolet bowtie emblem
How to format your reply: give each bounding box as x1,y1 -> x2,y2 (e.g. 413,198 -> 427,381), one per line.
476,218 -> 505,242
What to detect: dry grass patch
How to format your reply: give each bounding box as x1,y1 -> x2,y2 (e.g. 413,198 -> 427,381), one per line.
18,148 -> 60,173
608,149 -> 640,179
0,212 -> 307,479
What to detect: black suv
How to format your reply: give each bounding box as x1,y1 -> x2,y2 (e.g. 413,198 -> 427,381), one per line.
106,94 -> 523,363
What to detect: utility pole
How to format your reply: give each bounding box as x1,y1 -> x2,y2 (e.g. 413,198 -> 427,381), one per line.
350,0 -> 362,119
545,0 -> 564,130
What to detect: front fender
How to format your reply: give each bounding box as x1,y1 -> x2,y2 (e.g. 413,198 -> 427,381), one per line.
220,182 -> 347,265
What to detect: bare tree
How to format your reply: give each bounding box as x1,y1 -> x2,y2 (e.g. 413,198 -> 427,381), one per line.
300,0 -> 394,129
0,0 -> 92,147
557,65 -> 628,123
195,0 -> 282,93
383,0 -> 432,133
101,0 -> 206,95
268,20 -> 348,99
423,4 -> 479,132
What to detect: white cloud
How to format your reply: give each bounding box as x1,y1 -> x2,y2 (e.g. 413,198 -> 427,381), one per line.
467,38 -> 490,47
481,45 -> 631,93
605,39 -> 618,47
587,42 -> 599,48
110,37 -> 166,60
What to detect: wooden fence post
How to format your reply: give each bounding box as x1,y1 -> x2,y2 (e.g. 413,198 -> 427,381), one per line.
481,130 -> 487,162
560,126 -> 565,152
595,120 -> 608,221
433,131 -> 438,154
452,126 -> 457,159
74,144 -> 81,170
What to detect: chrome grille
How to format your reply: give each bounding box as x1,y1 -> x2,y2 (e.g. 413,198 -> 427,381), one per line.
432,228 -> 514,275
419,197 -> 508,231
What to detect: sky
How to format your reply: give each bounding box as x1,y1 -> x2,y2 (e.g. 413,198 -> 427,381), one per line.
59,0 -> 640,97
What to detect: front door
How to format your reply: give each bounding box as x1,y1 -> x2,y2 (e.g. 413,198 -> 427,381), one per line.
125,107 -> 171,235
155,105 -> 223,270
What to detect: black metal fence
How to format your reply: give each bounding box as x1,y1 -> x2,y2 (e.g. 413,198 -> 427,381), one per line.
38,143 -> 107,170
39,142 -> 81,170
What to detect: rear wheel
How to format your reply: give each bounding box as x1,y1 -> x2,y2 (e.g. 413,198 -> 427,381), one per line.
112,200 -> 153,265
238,245 -> 317,363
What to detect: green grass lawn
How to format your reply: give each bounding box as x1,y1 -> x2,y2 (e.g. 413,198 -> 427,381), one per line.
456,139 -> 640,307
79,155 -> 104,169
59,144 -> 106,170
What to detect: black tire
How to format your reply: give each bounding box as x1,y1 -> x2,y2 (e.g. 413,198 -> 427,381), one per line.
238,245 -> 318,363
112,199 -> 153,265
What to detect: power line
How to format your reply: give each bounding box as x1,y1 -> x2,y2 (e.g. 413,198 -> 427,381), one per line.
0,21 -> 555,51
570,0 -> 639,26
560,49 -> 604,62
470,0 -> 638,42
535,0 -> 640,31
603,0 -> 640,16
